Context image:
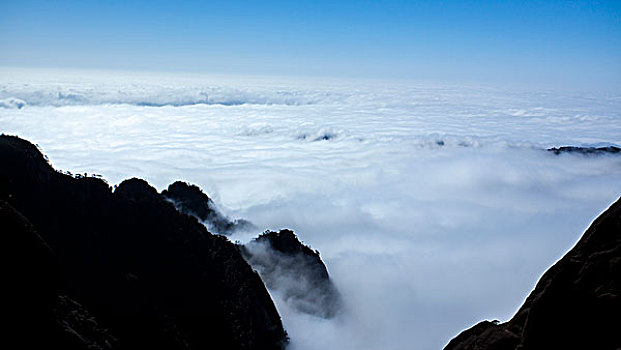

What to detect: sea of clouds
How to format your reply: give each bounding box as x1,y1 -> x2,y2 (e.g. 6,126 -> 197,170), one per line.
2,68 -> 621,349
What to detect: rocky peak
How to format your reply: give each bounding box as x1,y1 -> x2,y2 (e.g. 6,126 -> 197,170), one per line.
161,180 -> 254,235
115,178 -> 159,200
243,229 -> 342,318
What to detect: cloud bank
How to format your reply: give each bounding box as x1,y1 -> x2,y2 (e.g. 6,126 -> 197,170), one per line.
1,69 -> 620,349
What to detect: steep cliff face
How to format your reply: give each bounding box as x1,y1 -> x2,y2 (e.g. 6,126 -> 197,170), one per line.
242,229 -> 343,319
0,135 -> 287,350
445,197 -> 621,350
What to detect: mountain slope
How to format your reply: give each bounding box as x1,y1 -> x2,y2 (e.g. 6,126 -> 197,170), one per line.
0,134 -> 287,350
445,196 -> 621,350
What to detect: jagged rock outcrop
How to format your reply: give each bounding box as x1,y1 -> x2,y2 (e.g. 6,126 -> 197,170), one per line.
162,181 -> 255,235
548,146 -> 621,155
242,229 -> 343,318
161,183 -> 341,318
445,197 -> 621,350
0,135 -> 287,350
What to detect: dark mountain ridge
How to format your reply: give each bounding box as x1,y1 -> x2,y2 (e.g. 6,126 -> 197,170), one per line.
0,134 -> 287,350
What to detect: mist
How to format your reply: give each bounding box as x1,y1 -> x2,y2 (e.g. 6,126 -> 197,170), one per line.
1,69 -> 620,349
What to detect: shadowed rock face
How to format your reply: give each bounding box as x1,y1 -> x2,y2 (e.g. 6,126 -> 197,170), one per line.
445,197 -> 621,350
548,146 -> 621,155
162,181 -> 255,235
242,229 -> 343,319
0,135 -> 287,350
1,199 -> 119,350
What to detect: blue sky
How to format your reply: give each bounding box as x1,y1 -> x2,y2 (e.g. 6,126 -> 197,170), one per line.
1,0 -> 620,88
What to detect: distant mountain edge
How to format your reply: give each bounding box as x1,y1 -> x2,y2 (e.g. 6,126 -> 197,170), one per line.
444,196 -> 621,349
547,145 -> 621,155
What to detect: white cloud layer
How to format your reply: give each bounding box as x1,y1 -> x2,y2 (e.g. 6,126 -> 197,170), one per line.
1,68 -> 620,349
